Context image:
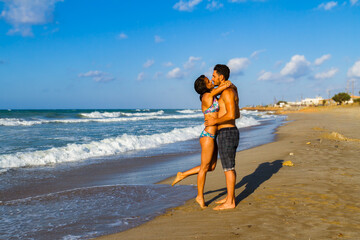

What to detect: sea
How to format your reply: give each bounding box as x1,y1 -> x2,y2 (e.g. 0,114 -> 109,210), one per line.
0,109 -> 286,239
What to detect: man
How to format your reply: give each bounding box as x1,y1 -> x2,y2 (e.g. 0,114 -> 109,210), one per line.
205,64 -> 240,210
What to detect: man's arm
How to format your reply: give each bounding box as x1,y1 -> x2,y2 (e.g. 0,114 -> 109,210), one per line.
205,89 -> 236,126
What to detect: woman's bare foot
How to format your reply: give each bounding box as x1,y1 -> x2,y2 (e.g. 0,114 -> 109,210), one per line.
215,196 -> 227,204
195,196 -> 207,209
213,202 -> 235,211
171,172 -> 184,186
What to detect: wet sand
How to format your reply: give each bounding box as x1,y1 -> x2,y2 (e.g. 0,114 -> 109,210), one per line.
97,106 -> 360,240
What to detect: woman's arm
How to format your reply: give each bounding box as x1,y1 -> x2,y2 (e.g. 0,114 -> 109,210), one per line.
209,81 -> 232,97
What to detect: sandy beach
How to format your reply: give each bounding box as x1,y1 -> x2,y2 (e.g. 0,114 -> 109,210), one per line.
97,106 -> 360,240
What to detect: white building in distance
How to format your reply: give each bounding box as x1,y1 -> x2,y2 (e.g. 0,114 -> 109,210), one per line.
287,96 -> 324,107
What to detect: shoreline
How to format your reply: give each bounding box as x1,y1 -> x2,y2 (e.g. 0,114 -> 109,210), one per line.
97,106 -> 360,239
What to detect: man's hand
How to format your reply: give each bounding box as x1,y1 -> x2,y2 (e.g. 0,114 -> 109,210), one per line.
205,115 -> 217,127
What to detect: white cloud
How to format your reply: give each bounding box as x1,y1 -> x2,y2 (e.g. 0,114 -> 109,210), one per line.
163,62 -> 173,67
280,55 -> 311,78
143,59 -> 155,68
173,0 -> 203,12
347,60 -> 360,78
167,67 -> 184,79
250,49 -> 266,59
258,55 -> 311,82
350,0 -> 358,5
137,72 -> 145,81
314,54 -> 331,66
258,71 -> 279,81
318,1 -> 338,10
154,35 -> 164,43
206,0 -> 223,10
0,0 -> 63,37
78,70 -> 115,82
183,56 -> 201,69
314,68 -> 339,79
117,33 -> 128,39
227,58 -> 250,74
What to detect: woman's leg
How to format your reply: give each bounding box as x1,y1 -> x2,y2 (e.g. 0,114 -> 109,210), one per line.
196,137 -> 215,208
172,138 -> 217,186
209,141 -> 218,171
171,165 -> 200,186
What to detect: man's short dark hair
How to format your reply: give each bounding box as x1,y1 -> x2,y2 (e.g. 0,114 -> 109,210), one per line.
194,75 -> 210,101
214,64 -> 230,80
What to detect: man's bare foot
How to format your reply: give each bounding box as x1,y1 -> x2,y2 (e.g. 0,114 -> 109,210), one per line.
213,202 -> 235,211
215,197 -> 227,204
171,172 -> 183,186
195,196 -> 207,209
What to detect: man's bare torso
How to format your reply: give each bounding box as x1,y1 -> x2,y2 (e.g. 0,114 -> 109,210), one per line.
217,87 -> 240,130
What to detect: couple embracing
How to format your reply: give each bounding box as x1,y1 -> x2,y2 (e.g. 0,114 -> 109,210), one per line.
172,64 -> 240,210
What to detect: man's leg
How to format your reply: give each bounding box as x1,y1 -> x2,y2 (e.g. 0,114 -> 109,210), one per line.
214,127 -> 239,210
224,170 -> 236,205
213,170 -> 236,210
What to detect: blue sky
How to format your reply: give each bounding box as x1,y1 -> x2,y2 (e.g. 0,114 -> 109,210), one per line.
0,0 -> 359,109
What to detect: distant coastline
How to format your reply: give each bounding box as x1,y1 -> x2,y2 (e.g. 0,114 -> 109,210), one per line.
242,102 -> 360,114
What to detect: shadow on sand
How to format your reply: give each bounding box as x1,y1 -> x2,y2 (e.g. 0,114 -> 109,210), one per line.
205,160 -> 284,206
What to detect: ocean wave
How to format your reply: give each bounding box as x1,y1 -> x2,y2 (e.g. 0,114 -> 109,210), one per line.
240,110 -> 277,119
176,109 -> 201,114
0,118 -> 43,126
0,116 -> 260,170
0,113 -> 203,127
235,116 -> 260,128
80,110 -> 164,118
0,125 -> 203,169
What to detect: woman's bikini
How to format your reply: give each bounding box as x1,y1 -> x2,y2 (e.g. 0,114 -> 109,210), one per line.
200,97 -> 219,139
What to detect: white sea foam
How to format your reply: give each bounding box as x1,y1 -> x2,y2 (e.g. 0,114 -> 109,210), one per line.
120,110 -> 164,117
176,109 -> 201,114
0,118 -> 43,126
240,110 -> 277,120
0,112 -> 202,127
0,125 -> 203,169
0,116 -> 260,170
240,109 -> 255,114
235,116 -> 260,128
62,235 -> 82,240
80,110 -> 164,118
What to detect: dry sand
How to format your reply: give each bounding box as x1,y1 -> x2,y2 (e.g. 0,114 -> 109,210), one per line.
97,106 -> 360,240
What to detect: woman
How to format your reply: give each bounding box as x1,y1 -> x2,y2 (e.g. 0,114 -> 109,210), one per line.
172,75 -> 232,208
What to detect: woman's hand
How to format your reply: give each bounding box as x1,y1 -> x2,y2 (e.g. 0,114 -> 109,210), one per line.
222,81 -> 232,88
209,80 -> 233,97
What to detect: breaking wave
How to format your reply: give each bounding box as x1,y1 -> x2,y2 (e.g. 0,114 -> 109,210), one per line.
0,113 -> 203,127
0,116 -> 260,170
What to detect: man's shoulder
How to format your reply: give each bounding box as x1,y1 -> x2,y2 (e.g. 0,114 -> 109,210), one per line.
221,87 -> 236,97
